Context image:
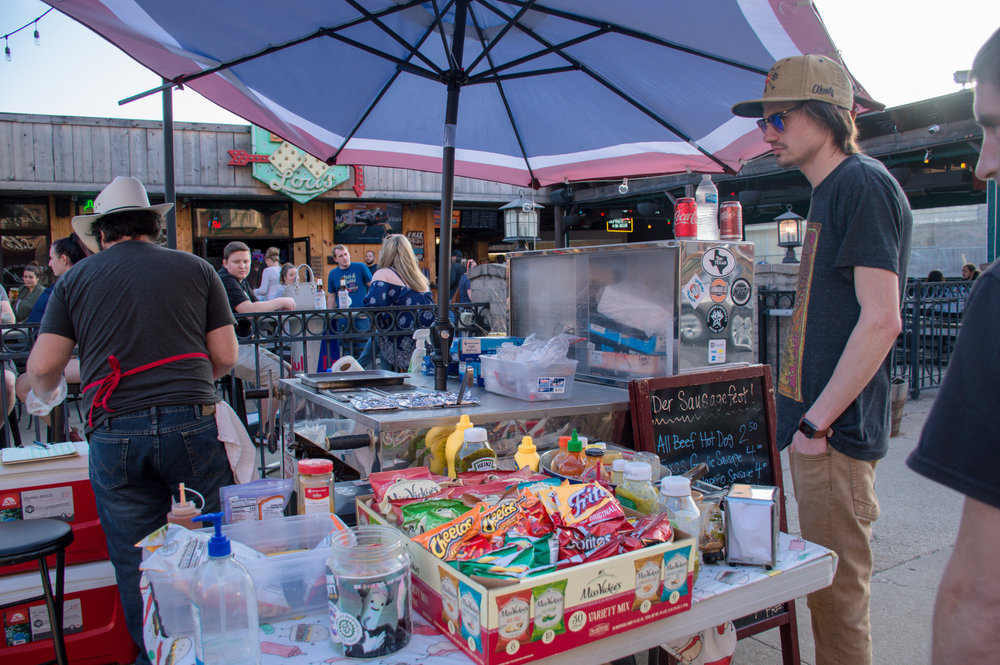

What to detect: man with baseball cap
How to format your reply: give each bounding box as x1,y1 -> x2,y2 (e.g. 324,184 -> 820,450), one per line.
907,27 -> 1000,662
733,55 -> 912,665
26,176 -> 238,663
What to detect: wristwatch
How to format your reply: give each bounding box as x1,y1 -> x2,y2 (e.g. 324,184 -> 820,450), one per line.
797,417 -> 831,439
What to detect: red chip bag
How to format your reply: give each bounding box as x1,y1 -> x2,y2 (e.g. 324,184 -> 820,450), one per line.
370,467 -> 449,504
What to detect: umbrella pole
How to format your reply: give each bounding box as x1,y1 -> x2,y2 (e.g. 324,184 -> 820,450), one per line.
430,0 -> 469,392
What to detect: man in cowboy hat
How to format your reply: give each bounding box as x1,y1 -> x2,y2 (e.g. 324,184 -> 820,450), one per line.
26,176 -> 238,663
732,55 -> 912,665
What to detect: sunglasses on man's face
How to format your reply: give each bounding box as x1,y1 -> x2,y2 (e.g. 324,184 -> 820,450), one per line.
757,103 -> 803,134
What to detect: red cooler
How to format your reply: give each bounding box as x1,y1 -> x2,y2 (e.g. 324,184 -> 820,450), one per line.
0,443 -> 109,575
0,560 -> 138,665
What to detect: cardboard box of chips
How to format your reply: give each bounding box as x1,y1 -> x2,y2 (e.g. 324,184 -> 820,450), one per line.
357,491 -> 695,665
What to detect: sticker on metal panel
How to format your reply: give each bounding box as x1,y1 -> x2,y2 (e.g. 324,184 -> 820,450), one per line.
683,274 -> 706,309
701,247 -> 736,277
708,339 -> 727,364
709,278 -> 728,303
730,278 -> 751,306
706,305 -> 729,334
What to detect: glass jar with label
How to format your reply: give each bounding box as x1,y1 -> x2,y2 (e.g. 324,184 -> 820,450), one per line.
327,525 -> 411,658
296,458 -> 334,515
455,426 -> 497,473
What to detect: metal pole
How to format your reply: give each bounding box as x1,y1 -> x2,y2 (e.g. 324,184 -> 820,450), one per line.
162,79 -> 177,249
430,0 -> 469,391
554,204 -> 564,249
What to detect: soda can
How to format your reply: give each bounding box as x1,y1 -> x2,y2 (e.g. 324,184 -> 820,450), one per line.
674,198 -> 697,239
720,201 -> 743,241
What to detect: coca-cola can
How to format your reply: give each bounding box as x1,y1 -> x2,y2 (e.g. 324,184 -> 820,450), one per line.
674,197 -> 697,238
720,201 -> 743,240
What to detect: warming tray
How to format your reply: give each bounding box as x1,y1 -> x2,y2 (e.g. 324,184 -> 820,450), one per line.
296,370 -> 407,390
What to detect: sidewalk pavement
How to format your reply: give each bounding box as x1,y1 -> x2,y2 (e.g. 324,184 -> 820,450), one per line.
734,387 -> 959,664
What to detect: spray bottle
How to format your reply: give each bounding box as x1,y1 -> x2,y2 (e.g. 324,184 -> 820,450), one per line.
166,483 -> 205,530
409,328 -> 431,376
191,512 -> 260,665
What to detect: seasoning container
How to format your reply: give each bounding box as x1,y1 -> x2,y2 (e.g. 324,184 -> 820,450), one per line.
455,427 -> 497,473
610,458 -> 628,486
580,447 -> 606,482
513,435 -> 540,471
445,414 -> 473,478
615,462 -> 658,514
166,483 -> 204,530
554,430 -> 586,478
296,458 -> 334,515
327,525 -> 411,658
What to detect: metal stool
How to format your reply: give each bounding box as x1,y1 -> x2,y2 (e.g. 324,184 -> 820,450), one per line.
0,519 -> 74,665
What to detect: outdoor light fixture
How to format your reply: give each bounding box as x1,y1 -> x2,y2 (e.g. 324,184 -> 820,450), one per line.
33,22 -> 40,46
500,190 -> 543,250
618,178 -> 629,195
4,38 -> 10,62
775,204 -> 805,264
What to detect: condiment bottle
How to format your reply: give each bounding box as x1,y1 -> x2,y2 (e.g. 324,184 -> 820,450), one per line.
455,427 -> 497,473
445,414 -> 473,478
580,447 -> 606,482
296,458 -> 335,515
554,430 -> 586,478
192,512 -> 260,665
514,435 -> 540,472
167,483 -> 205,530
610,458 -> 628,486
615,462 -> 658,514
658,476 -> 701,546
550,434 -> 571,471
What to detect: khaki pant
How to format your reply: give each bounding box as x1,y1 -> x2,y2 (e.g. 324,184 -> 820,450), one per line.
790,445 -> 879,665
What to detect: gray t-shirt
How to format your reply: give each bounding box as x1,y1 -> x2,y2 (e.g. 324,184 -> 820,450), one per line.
41,240 -> 235,427
776,154 -> 912,461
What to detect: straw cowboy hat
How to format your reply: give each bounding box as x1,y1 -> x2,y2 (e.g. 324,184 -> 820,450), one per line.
71,176 -> 173,253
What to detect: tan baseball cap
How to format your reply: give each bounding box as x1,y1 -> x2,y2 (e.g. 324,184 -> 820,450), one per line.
732,54 -> 860,118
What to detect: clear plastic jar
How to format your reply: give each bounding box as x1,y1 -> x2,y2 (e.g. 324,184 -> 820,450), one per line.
615,462 -> 658,514
327,525 -> 412,658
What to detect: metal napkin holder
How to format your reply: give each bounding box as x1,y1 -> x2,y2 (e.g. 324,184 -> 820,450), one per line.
723,483 -> 780,568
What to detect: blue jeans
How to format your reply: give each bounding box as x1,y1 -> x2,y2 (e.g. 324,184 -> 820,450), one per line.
88,404 -> 234,665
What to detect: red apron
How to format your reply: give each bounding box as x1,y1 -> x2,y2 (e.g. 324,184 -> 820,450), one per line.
83,352 -> 210,427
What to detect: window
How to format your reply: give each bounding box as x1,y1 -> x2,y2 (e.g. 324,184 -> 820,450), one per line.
0,199 -> 50,291
194,201 -> 291,238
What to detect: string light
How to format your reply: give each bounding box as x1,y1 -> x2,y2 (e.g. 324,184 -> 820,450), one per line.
1,7 -> 54,62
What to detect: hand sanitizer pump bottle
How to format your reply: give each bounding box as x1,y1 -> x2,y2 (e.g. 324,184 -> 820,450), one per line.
191,512 -> 260,665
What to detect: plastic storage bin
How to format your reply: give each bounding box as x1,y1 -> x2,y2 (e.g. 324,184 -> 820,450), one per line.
480,356 -> 578,401
143,513 -> 346,636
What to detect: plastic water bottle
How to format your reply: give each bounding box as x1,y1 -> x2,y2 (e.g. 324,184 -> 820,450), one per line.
337,278 -> 351,309
695,174 -> 719,240
192,513 -> 260,665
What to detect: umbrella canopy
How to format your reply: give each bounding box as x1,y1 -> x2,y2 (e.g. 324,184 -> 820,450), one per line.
45,0 -> 878,388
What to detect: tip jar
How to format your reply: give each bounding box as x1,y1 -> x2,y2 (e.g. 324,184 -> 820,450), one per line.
326,525 -> 412,658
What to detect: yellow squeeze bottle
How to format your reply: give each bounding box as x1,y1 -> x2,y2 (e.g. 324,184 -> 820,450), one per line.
514,436 -> 540,472
445,414 -> 474,478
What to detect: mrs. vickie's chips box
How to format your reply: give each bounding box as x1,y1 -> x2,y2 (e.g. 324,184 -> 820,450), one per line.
357,487 -> 696,665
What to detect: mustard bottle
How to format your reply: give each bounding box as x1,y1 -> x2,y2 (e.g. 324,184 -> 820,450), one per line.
445,414 -> 473,478
513,436 -> 540,472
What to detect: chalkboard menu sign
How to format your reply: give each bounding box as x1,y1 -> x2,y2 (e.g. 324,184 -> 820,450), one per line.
629,365 -> 800,662
629,365 -> 778,489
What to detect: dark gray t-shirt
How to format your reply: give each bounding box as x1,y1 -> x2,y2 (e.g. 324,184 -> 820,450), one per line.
41,241 -> 235,427
776,154 -> 912,461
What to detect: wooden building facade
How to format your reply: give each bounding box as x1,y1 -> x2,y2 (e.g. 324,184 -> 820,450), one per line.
0,112 -> 522,291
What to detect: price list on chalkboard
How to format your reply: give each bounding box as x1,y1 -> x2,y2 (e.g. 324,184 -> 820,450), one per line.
648,376 -> 772,487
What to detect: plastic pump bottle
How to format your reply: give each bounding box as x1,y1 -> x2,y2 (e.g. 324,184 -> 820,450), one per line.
191,512 -> 260,665
445,414 -> 474,478
166,483 -> 204,530
514,435 -> 540,472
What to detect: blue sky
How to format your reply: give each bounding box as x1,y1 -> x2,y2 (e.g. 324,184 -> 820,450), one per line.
1,1 -> 997,124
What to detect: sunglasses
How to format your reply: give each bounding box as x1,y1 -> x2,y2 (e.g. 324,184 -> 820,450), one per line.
757,103 -> 802,134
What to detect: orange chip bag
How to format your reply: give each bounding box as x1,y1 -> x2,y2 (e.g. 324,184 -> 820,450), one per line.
538,481 -> 624,527
412,505 -> 484,560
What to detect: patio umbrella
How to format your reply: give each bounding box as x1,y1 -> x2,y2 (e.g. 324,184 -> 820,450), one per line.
45,0 -> 878,388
